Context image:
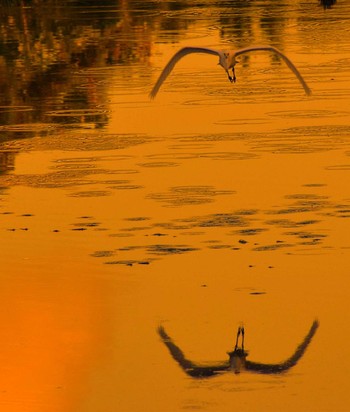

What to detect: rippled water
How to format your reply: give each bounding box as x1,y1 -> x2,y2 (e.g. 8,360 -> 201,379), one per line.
0,1 -> 350,411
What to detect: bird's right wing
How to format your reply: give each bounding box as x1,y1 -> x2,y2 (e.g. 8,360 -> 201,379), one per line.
245,319 -> 319,374
149,47 -> 221,99
233,45 -> 312,96
158,325 -> 230,378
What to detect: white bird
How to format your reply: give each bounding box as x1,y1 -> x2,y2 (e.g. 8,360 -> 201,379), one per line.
149,45 -> 311,99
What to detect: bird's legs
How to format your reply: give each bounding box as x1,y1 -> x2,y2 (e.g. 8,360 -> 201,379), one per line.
228,67 -> 236,83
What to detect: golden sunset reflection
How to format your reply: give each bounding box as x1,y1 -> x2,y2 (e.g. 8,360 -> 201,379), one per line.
0,1 -> 350,411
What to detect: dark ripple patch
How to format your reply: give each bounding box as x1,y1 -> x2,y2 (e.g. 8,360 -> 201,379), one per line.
117,245 -> 143,252
182,213 -> 249,228
267,109 -> 349,119
145,151 -> 256,161
147,186 -> 235,207
172,132 -> 252,144
231,228 -> 267,236
176,213 -> 248,229
72,217 -> 104,231
124,216 -> 151,222
325,164 -> 350,171
138,161 -> 179,168
197,152 -> 258,161
72,221 -> 101,228
206,244 -> 232,250
0,166 -> 132,189
234,209 -> 259,216
334,210 -> 350,218
69,190 -> 111,197
45,108 -> 109,117
99,179 -> 130,185
54,158 -> 99,168
104,260 -> 151,266
178,231 -> 205,236
284,231 -> 327,245
265,219 -> 320,228
253,243 -> 294,252
215,118 -> 267,126
284,194 -> 329,200
0,123 -> 58,133
324,204 -> 350,218
168,143 -> 212,151
284,231 -> 327,240
130,221 -> 187,231
251,135 -> 349,154
119,226 -> 152,232
146,244 -> 198,255
267,200 -> 330,215
2,131 -> 149,152
302,183 -> 327,188
90,250 -> 114,258
152,212 -> 250,232
54,156 -> 137,166
109,233 -> 134,237
108,184 -> 143,190
283,125 -> 350,137
145,152 -> 200,161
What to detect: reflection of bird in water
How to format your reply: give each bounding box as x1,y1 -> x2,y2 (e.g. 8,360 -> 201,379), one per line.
158,319 -> 319,377
149,46 -> 311,99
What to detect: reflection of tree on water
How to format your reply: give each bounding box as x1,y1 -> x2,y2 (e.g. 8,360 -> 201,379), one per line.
0,150 -> 16,174
0,0 -> 153,132
319,0 -> 336,9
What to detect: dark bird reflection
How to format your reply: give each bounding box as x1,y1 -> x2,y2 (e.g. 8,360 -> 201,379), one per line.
158,320 -> 319,378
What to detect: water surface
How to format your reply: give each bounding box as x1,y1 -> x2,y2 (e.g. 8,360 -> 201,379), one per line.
0,1 -> 350,411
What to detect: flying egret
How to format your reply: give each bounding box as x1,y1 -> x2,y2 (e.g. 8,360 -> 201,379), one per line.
158,319 -> 319,377
149,45 -> 311,99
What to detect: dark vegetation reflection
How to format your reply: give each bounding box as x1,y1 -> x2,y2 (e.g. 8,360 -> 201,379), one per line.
158,320 -> 319,378
319,0 -> 336,9
0,0 -> 332,144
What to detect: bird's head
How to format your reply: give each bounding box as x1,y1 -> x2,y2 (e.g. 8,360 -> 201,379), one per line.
219,51 -> 237,83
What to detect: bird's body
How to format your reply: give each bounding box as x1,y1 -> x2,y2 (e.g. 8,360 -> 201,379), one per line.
158,320 -> 319,378
149,45 -> 311,99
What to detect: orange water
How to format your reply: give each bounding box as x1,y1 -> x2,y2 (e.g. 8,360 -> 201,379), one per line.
0,1 -> 349,411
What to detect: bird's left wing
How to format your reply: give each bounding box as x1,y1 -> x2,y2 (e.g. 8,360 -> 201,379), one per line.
158,325 -> 230,378
149,47 -> 221,99
245,319 -> 319,374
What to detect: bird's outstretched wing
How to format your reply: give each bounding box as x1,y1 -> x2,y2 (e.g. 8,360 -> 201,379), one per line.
149,47 -> 221,99
245,319 -> 319,374
158,325 -> 229,377
233,45 -> 312,95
